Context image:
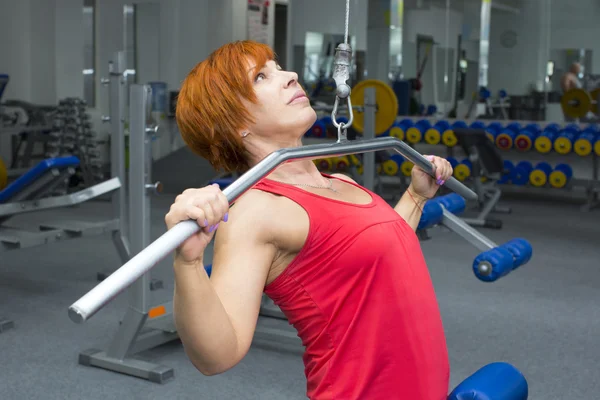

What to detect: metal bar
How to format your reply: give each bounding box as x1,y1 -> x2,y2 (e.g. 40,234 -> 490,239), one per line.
109,51 -> 129,244
362,87 -> 376,191
0,178 -> 120,217
440,208 -> 497,252
68,136 -> 477,323
128,84 -> 152,313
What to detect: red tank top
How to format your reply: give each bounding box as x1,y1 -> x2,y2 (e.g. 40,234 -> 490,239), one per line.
256,174 -> 450,400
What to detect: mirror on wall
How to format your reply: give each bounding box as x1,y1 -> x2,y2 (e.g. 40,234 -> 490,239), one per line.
548,48 -> 593,93
301,32 -> 358,101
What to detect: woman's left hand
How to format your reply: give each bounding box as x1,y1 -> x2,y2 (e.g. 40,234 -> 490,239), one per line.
410,155 -> 453,199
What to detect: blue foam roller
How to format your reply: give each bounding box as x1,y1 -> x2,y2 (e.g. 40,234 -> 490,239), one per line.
448,362 -> 528,400
205,264 -> 212,277
500,238 -> 533,269
436,193 -> 466,214
417,199 -> 443,230
498,89 -> 508,98
473,247 -> 515,282
427,104 -> 437,115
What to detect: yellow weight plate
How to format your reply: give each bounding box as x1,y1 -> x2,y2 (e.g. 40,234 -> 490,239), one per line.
389,126 -> 404,140
0,157 -> 7,190
553,136 -> 572,154
357,165 -> 364,175
350,79 -> 399,135
561,88 -> 592,119
424,128 -> 441,145
549,170 -> 568,188
382,159 -> 399,176
454,164 -> 471,181
595,139 -> 600,156
406,127 -> 422,144
590,88 -> 600,115
534,136 -> 552,153
574,138 -> 592,156
529,169 -> 548,187
377,164 -> 383,174
486,132 -> 495,143
442,129 -> 457,147
349,154 -> 361,166
400,161 -> 414,176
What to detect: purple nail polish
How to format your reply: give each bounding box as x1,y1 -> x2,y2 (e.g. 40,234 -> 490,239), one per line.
436,179 -> 443,185
224,213 -> 229,222
440,180 -> 446,185
215,223 -> 220,230
209,225 -> 215,233
204,219 -> 208,227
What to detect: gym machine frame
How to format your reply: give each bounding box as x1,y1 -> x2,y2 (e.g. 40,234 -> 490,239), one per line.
77,56 -> 174,383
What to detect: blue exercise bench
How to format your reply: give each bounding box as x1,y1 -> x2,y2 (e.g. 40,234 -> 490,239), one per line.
0,156 -> 121,251
0,156 -> 80,204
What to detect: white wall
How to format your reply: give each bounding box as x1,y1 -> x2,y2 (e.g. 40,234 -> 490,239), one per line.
0,0 -> 33,102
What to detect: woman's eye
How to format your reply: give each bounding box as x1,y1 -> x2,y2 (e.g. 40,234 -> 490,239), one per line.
255,72 -> 266,82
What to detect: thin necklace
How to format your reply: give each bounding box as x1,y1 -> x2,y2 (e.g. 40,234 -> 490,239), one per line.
288,178 -> 338,193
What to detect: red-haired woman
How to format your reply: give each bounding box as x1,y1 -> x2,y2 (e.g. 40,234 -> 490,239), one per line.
167,40 -> 453,400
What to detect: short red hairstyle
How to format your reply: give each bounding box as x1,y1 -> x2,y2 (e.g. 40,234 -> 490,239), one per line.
176,41 -> 275,173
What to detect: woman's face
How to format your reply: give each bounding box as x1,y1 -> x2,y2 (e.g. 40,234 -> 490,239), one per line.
242,59 -> 317,142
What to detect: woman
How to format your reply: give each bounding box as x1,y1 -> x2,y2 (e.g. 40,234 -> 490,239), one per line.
167,41 -> 453,400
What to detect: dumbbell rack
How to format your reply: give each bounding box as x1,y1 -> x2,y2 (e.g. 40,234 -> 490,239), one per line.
394,117 -> 600,212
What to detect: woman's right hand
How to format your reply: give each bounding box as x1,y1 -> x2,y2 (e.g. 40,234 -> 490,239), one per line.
165,184 -> 229,264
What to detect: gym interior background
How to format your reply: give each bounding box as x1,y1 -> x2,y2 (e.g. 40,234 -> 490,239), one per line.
1,0 -> 599,399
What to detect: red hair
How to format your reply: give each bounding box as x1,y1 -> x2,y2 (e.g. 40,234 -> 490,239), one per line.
176,41 -> 275,173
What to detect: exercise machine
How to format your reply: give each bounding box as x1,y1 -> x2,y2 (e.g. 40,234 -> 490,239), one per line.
454,127 -> 511,229
77,73 -> 175,383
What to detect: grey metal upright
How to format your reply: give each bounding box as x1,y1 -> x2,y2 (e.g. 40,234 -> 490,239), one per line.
78,84 -> 176,383
362,87 -> 376,191
106,51 -> 130,263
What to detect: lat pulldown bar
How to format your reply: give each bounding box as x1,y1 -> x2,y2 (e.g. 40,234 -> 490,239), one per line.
68,136 -> 478,324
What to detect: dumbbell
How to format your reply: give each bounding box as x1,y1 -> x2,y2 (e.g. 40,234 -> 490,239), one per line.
453,158 -> 472,182
391,118 -> 414,140
515,124 -> 541,152
498,160 -> 514,184
534,123 -> 561,153
308,119 -> 327,137
485,122 -> 504,143
424,120 -> 451,145
549,163 -> 573,189
529,162 -> 553,187
406,119 -> 431,144
495,122 -> 522,150
574,126 -> 600,156
443,121 -> 467,147
553,124 -> 580,155
510,161 -> 533,186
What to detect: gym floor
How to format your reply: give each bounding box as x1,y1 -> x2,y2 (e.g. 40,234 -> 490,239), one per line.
1,192 -> 599,400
